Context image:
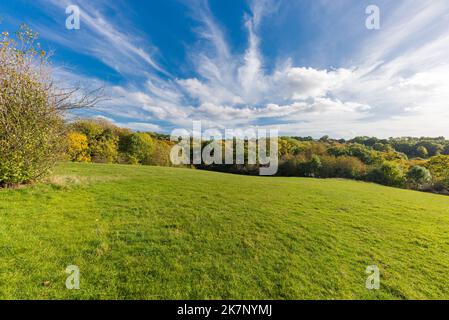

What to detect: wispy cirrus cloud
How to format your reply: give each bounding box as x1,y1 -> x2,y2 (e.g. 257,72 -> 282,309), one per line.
15,0 -> 449,138
36,0 -> 167,77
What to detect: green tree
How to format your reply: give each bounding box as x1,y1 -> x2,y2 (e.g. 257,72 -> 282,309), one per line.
407,165 -> 431,189
70,119 -> 120,163
308,155 -> 322,177
424,155 -> 449,180
319,156 -> 366,179
415,146 -> 429,158
120,132 -> 154,165
368,161 -> 406,187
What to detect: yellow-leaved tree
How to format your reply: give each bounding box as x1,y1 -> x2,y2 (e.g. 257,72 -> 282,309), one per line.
67,132 -> 91,162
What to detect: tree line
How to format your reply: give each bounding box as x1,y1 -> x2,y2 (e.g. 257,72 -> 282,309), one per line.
64,118 -> 449,195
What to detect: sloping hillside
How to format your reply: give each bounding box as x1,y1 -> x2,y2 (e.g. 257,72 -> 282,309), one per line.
1,163 -> 449,299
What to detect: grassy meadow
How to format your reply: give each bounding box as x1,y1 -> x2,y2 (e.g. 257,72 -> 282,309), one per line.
1,162 -> 449,299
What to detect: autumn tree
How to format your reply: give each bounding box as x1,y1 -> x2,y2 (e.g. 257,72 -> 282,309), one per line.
0,25 -> 102,186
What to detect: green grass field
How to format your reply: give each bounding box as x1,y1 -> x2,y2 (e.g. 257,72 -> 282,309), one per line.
1,162 -> 449,299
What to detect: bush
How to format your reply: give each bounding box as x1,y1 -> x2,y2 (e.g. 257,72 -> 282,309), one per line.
67,132 -> 91,162
415,146 -> 429,158
149,140 -> 172,166
119,132 -> 154,165
278,155 -> 304,176
298,155 -> 322,177
0,26 -> 65,186
367,161 -> 406,187
91,136 -> 119,163
70,119 -> 120,163
319,156 -> 366,179
424,155 -> 449,180
407,165 -> 431,190
347,144 -> 376,164
0,25 -> 100,186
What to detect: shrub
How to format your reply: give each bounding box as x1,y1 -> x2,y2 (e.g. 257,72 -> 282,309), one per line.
415,146 -> 429,158
278,155 -> 304,176
407,165 -> 431,190
424,155 -> 449,180
298,155 -> 322,177
69,119 -> 105,139
347,144 -> 376,164
119,132 -> 154,165
69,119 -> 120,163
0,25 -> 100,186
90,136 -> 119,163
67,132 -> 91,162
0,26 -> 65,186
149,140 -> 172,166
319,156 -> 366,179
423,155 -> 449,192
367,161 -> 406,187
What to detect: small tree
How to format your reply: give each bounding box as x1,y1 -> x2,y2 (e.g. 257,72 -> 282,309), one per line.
120,132 -> 154,165
298,155 -> 322,177
0,25 -> 102,186
416,146 -> 429,158
67,132 -> 91,162
379,161 -> 406,187
367,161 -> 406,187
407,165 -> 431,190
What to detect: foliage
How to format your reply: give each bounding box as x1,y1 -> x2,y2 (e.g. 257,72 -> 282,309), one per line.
149,140 -> 172,166
424,155 -> 449,192
367,161 -> 406,187
68,119 -> 174,167
119,132 -> 154,165
424,155 -> 449,180
407,165 -> 432,189
353,136 -> 448,159
0,25 -> 101,187
416,146 -> 429,158
319,156 -> 366,179
298,154 -> 322,177
69,119 -> 125,164
64,119 -> 449,194
67,132 -> 90,162
90,135 -> 119,163
0,25 -> 65,186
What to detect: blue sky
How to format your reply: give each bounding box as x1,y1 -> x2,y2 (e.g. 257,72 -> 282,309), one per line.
2,0 -> 449,138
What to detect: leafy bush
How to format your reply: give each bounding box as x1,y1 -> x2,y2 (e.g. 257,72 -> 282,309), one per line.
119,132 -> 154,165
69,119 -> 121,163
367,161 -> 406,187
424,155 -> 449,180
149,140 -> 172,166
278,155 -> 304,176
415,146 -> 429,158
319,156 -> 366,179
67,132 -> 91,162
298,155 -> 322,177
0,26 -> 65,186
347,144 -> 376,164
0,25 -> 100,186
424,155 -> 449,192
407,165 -> 431,190
90,135 -> 119,163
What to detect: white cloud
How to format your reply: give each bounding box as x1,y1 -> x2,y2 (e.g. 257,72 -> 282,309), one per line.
37,0 -> 168,77
35,0 -> 449,138
120,122 -> 161,132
